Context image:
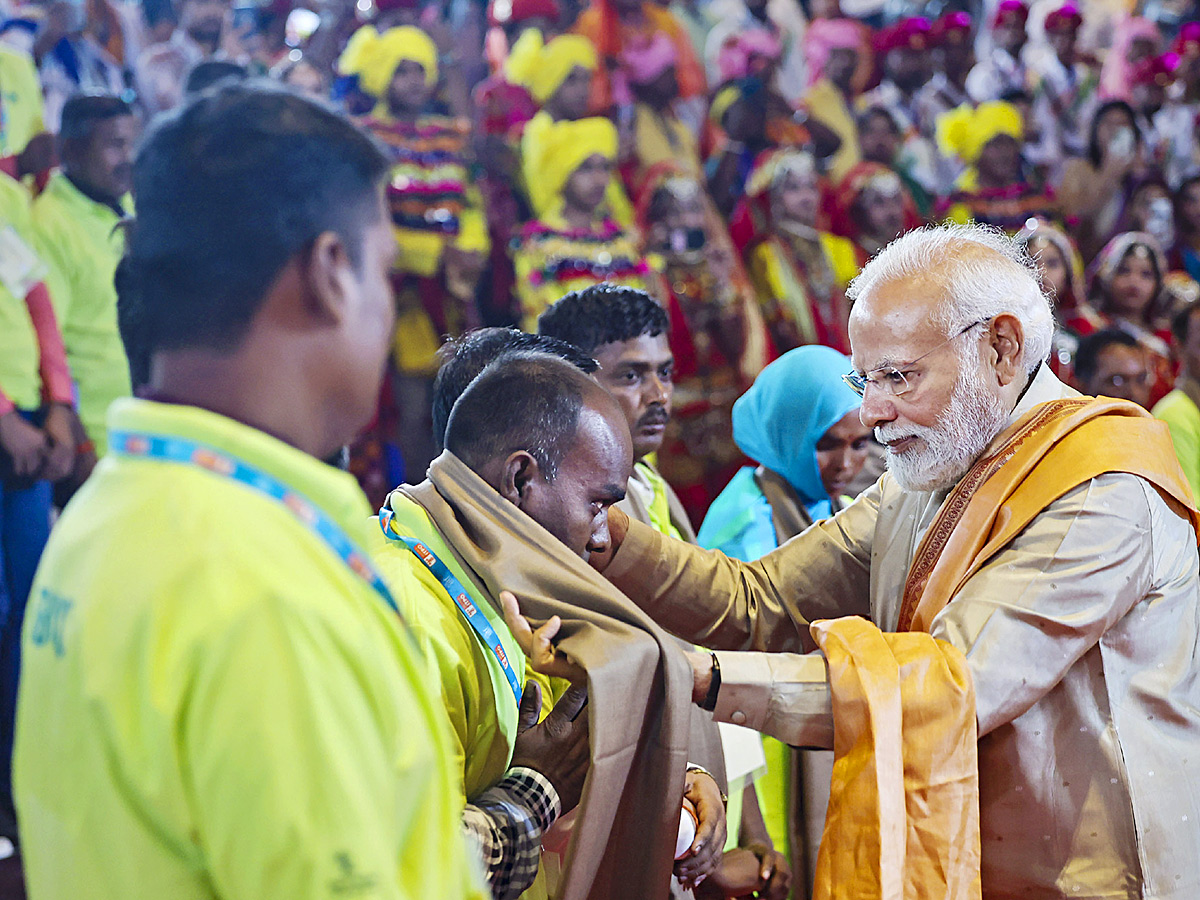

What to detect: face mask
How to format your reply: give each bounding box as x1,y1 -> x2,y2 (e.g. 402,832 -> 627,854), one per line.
1108,127 -> 1135,159
1145,196 -> 1175,248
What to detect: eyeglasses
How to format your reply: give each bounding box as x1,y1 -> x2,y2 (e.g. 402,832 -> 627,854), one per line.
842,318 -> 991,398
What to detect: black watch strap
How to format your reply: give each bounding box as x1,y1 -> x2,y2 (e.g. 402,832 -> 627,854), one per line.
700,652 -> 721,712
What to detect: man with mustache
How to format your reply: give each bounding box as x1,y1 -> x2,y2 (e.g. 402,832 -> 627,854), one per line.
550,224 -> 1200,898
539,284 -> 791,900
538,284 -> 688,542
32,93 -> 135,488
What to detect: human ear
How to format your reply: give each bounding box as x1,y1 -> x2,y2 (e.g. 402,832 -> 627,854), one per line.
301,231 -> 353,325
500,452 -> 541,507
989,313 -> 1025,386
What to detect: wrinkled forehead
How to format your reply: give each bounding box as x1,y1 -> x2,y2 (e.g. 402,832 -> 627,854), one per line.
848,272 -> 947,373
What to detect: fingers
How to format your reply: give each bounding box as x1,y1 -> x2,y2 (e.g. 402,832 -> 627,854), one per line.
516,681 -> 542,732
759,852 -> 776,885
499,590 -> 534,657
531,614 -> 564,668
499,590 -> 587,680
675,830 -> 722,888
547,681 -> 588,726
676,771 -> 726,886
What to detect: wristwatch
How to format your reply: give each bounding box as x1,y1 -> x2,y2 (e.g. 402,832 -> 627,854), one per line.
699,652 -> 721,712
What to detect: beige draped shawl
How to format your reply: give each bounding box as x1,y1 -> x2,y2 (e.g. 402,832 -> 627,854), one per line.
402,452 -> 695,900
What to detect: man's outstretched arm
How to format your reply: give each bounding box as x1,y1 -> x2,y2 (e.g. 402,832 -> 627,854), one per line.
595,482 -> 881,655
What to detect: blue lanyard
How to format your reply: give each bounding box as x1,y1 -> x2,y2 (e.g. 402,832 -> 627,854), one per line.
379,506 -> 523,708
109,430 -> 404,620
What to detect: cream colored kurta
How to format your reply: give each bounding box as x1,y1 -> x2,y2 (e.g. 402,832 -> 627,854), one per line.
605,365 -> 1200,900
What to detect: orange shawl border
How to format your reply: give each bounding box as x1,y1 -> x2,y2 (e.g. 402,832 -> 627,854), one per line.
898,396 -> 1200,633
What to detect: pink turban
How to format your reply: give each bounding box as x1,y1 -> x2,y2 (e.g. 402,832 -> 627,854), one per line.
804,17 -> 870,87
716,27 -> 783,83
620,30 -> 678,85
1100,17 -> 1163,99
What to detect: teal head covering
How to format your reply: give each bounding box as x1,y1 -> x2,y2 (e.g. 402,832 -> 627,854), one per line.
731,345 -> 861,508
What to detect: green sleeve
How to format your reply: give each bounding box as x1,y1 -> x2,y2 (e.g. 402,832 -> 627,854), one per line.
30,199 -> 77,324
1156,398 -> 1200,502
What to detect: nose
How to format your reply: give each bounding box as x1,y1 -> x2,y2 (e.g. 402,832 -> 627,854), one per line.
645,374 -> 669,405
858,384 -> 896,430
833,446 -> 854,476
585,514 -> 611,558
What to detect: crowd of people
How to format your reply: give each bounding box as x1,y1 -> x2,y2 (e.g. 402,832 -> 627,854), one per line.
3,0 -> 1200,898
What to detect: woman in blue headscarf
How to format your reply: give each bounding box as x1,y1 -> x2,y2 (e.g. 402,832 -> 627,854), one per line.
696,344 -> 873,894
697,344 -> 871,561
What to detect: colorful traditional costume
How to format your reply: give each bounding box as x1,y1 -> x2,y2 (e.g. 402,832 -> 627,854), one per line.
739,150 -> 858,355
935,101 -> 1057,232
511,117 -> 655,330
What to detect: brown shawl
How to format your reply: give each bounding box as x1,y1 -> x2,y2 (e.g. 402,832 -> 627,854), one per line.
403,452 -> 695,900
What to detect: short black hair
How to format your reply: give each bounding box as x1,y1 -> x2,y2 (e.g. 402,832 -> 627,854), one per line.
1172,304 -> 1200,346
431,327 -> 599,450
59,93 -> 135,143
1074,328 -> 1141,386
858,104 -> 900,134
445,352 -> 594,480
117,81 -> 390,363
184,60 -> 248,95
1087,100 -> 1140,168
537,283 -> 669,355
999,88 -> 1033,105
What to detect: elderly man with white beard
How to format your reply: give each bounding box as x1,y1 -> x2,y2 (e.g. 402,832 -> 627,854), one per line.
515,222 -> 1200,899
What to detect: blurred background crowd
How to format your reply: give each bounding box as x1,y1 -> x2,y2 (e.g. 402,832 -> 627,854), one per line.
3,0 -> 1200,525
1,0 -> 1200,894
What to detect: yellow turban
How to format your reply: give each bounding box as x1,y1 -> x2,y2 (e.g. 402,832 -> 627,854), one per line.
510,34 -> 598,105
503,27 -> 545,88
338,25 -> 438,100
526,115 -> 618,217
935,101 -> 1023,164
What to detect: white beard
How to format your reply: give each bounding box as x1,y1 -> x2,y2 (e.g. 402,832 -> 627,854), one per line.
876,369 -> 1010,493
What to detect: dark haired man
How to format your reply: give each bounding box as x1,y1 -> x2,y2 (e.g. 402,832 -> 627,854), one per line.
538,283 -> 791,900
430,326 -> 599,451
16,82 -> 487,900
1073,327 -> 1153,409
372,350 -> 727,899
32,94 -> 136,481
538,283 -> 691,538
183,59 -> 248,95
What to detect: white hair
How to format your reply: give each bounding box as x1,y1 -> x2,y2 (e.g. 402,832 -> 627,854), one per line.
846,222 -> 1055,374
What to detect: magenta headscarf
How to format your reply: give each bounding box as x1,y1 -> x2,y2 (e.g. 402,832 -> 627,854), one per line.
1100,17 -> 1162,99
